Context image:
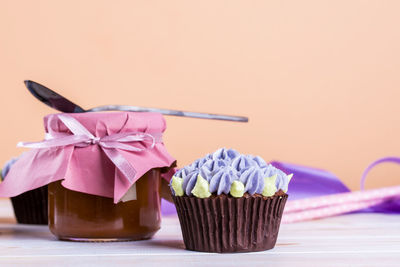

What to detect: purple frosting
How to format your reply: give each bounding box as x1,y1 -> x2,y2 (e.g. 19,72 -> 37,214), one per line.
239,167 -> 265,195
209,166 -> 238,194
252,156 -> 268,168
182,170 -> 199,196
199,159 -> 228,180
212,148 -> 239,161
171,148 -> 291,196
231,155 -> 256,173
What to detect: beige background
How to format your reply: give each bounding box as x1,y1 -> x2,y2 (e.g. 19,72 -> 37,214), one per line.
1,0 -> 399,190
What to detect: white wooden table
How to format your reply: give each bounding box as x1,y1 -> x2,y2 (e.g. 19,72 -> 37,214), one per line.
0,199 -> 399,266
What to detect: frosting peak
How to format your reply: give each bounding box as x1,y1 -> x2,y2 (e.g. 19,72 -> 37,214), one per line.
170,148 -> 293,198
212,148 -> 240,161
239,167 -> 264,195
209,166 -> 238,195
231,155 -> 256,173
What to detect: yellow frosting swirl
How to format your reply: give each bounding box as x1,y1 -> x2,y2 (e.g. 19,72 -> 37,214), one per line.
262,174 -> 278,197
191,175 -> 211,198
171,176 -> 184,196
230,180 -> 245,197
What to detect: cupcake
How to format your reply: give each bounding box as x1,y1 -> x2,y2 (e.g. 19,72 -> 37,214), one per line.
1,158 -> 48,225
170,148 -> 292,253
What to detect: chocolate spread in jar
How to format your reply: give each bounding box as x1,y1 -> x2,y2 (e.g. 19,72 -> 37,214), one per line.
48,169 -> 162,241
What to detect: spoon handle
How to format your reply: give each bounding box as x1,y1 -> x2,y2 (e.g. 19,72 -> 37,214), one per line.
87,105 -> 248,122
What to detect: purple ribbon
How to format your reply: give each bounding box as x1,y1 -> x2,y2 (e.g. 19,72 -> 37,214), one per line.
271,161 -> 350,200
359,157 -> 400,213
18,114 -> 162,184
274,158 -> 400,214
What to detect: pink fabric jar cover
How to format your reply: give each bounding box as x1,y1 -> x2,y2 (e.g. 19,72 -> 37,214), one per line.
0,112 -> 176,203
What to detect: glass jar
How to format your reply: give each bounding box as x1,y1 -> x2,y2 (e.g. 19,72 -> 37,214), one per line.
48,169 -> 162,242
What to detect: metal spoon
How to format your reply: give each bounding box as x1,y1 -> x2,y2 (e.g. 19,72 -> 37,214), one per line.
24,80 -> 248,122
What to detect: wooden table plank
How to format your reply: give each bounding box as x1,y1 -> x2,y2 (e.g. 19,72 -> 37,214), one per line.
0,199 -> 399,266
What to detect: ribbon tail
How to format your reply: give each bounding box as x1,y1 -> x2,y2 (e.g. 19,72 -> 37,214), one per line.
17,135 -> 89,149
360,156 -> 400,213
101,147 -> 137,184
360,156 -> 400,190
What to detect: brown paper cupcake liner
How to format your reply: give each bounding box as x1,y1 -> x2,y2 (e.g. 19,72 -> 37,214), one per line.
10,186 -> 48,225
173,193 -> 288,253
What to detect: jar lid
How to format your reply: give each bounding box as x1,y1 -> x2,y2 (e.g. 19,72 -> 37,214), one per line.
0,112 -> 175,203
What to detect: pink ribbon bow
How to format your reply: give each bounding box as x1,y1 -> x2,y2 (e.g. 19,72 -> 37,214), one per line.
17,114 -> 161,184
